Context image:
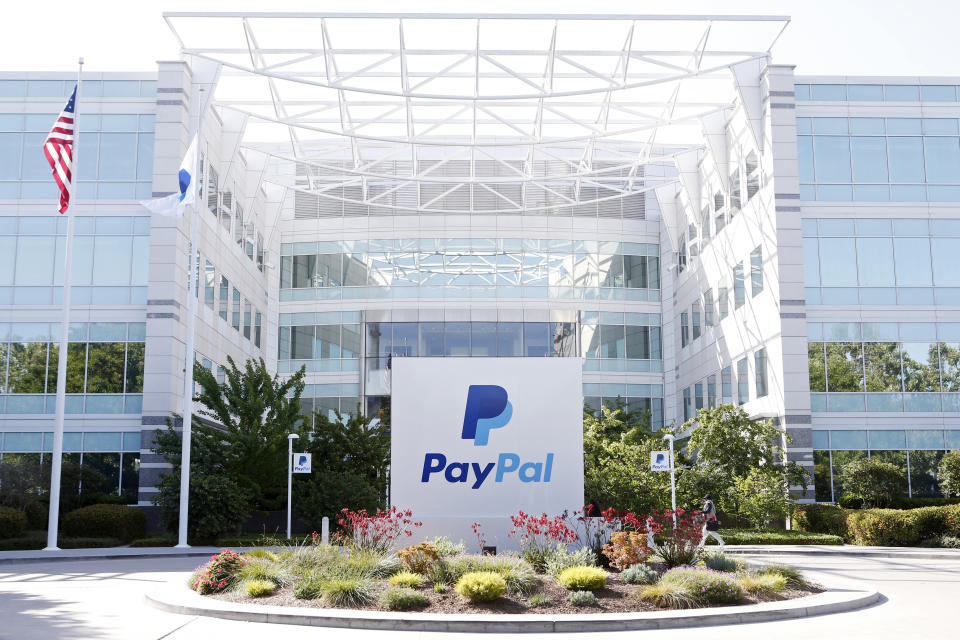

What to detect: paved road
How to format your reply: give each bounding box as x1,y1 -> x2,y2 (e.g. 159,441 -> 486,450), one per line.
0,551 -> 957,639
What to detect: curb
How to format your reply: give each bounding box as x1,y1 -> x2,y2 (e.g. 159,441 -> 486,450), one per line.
145,572 -> 880,633
0,548 -> 250,567
721,547 -> 960,561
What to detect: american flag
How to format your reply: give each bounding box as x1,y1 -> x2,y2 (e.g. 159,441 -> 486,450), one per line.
43,85 -> 77,214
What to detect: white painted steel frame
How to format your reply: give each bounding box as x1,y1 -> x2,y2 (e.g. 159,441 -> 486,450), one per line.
164,13 -> 786,215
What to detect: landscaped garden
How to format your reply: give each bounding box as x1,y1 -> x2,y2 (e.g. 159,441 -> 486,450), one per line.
186,505 -> 822,614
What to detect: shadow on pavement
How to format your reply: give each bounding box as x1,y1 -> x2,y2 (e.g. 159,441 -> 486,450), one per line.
0,590 -> 102,640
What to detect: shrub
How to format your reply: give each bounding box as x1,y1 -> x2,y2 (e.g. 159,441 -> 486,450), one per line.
738,572 -> 788,596
238,556 -> 288,587
556,566 -> 608,591
335,506 -> 422,553
129,536 -> 176,548
380,586 -> 429,611
190,550 -> 245,594
444,555 -> 538,595
429,536 -> 466,557
545,544 -> 598,578
701,551 -> 746,573
890,497 -> 960,509
0,507 -> 27,539
638,582 -> 695,609
154,467 -> 251,543
62,504 -> 146,543
293,573 -> 324,600
244,579 -> 276,597
793,504 -> 849,538
706,529 -> 843,546
323,576 -> 376,607
397,542 -> 440,574
528,593 -> 551,607
59,537 -> 121,549
846,507 -> 949,546
659,567 -> 744,605
838,458 -> 906,508
733,468 -> 792,528
433,582 -> 447,593
758,564 -> 807,588
244,549 -> 279,562
602,531 -> 651,570
620,563 -> 659,585
454,571 -> 507,602
940,451 -> 960,498
507,511 -> 578,572
568,590 -> 599,606
389,570 -> 424,588
838,494 -> 865,510
649,509 -> 705,568
939,535 -> 960,548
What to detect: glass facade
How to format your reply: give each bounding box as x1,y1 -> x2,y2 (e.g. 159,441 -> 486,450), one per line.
797,117 -> 960,202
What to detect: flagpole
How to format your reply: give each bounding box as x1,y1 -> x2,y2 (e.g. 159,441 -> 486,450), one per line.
44,58 -> 82,551
175,86 -> 204,548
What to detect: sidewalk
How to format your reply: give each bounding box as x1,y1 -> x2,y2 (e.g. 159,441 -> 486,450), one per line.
722,543 -> 960,561
0,545 -> 248,566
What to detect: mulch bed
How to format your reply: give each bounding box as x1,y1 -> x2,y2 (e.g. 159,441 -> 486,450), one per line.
209,572 -> 825,615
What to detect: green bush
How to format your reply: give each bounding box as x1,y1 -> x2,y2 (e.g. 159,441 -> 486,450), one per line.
620,563 -> 658,585
638,582 -> 695,608
429,536 -> 466,557
388,570 -> 424,588
444,555 -> 538,594
433,582 -> 447,593
62,504 -> 146,543
0,533 -> 122,551
528,593 -> 551,607
190,550 -> 245,594
238,556 -> 289,587
545,544 -> 598,578
940,451 -> 960,498
244,579 -> 276,597
838,458 -> 906,508
454,571 -> 506,602
293,574 -> 324,600
380,586 -> 429,611
0,507 -> 27,539
244,549 -> 279,562
701,551 -> 746,573
60,537 -> 121,549
939,535 -> 960,548
738,572 -> 787,595
792,505 -> 849,538
567,590 -> 599,606
129,536 -> 176,548
705,528 -> 843,545
758,564 -> 807,588
890,497 -> 960,509
846,507 -> 951,546
659,567 -> 744,605
556,566 -> 608,591
323,576 -> 375,607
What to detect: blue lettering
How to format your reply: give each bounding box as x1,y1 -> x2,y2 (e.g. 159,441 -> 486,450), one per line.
519,461 -> 543,482
495,453 -> 520,482
421,453 -> 447,482
471,462 -> 495,489
445,462 -> 469,483
544,453 -> 554,482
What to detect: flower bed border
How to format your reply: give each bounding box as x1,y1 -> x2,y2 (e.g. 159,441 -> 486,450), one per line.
146,570 -> 878,633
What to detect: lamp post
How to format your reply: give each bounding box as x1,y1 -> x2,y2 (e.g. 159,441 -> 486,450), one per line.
287,433 -> 299,540
663,433 -> 677,528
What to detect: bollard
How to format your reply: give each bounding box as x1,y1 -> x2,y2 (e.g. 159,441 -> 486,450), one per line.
321,516 -> 329,545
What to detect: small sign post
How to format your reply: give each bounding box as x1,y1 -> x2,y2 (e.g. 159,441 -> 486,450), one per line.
286,433 -> 299,539
293,453 -> 312,474
650,450 -> 671,472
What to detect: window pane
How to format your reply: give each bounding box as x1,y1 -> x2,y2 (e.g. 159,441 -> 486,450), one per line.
885,85 -> 920,101
392,322 -> 418,357
857,237 -> 895,286
909,450 -> 944,497
851,136 -> 888,182
444,322 -> 471,356
419,322 -> 443,357
7,342 -> 49,393
125,343 -> 144,393
900,342 -> 941,392
92,236 -> 132,285
98,133 -> 137,180
813,450 -> 832,502
826,342 -> 864,392
814,136 -> 851,182
737,358 -> 749,404
15,236 -> 56,285
733,262 -> 745,308
925,137 -> 960,183
755,348 -> 768,397
553,322 -> 576,357
290,326 -> 314,359
85,343 -> 126,393
750,247 -> 763,296
802,237 -> 821,286
894,238 -> 933,286
498,322 -> 523,357
864,343 -> 902,392
315,325 -> 340,359
625,325 -> 650,359
798,135 -> 814,182
819,238 -> 858,287
888,137 -> 925,182
471,322 -> 497,356
808,342 -> 826,392
523,323 -> 551,357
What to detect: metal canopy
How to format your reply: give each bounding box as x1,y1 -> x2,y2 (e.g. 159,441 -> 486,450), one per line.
164,13 -> 788,215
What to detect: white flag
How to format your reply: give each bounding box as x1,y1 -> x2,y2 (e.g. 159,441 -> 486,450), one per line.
139,135 -> 198,218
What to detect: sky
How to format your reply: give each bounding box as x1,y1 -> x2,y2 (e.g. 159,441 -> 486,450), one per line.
1,0 -> 958,76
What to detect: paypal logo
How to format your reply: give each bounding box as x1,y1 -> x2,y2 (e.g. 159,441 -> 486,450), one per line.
461,385 -> 513,446
421,383 -> 555,489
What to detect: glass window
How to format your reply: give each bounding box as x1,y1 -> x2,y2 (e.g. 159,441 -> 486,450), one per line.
718,286 -> 729,319
888,137 -> 925,182
84,343 -> 125,393
802,238 -> 820,286
102,80 -> 139,97
870,430 -> 906,449
811,84 -> 845,101
218,276 -> 228,321
856,237 -> 896,287
92,236 -> 133,285
680,311 -> 689,347
125,343 -> 144,393
471,322 -> 497,356
755,348 -> 768,398
15,236 -> 56,285
0,132 -> 21,180
314,325 -> 341,359
737,357 -> 749,405
864,343 -> 903,392
925,137 -> 960,182
553,322 -> 576,357
813,450 -> 832,502
797,136 -> 814,183
900,342 -> 941,392
232,288 -> 241,331
921,85 -> 957,101
808,342 -> 826,392
419,322 -> 444,357
721,365 -> 733,404
290,326 -> 313,359
847,84 -> 883,101
885,85 -> 920,101
750,246 -> 763,296
691,302 -> 701,340
498,322 -> 523,357
703,289 -> 714,327
825,342 -> 864,392
850,137 -> 888,182
97,133 -> 137,180
814,117 -> 848,134
392,323 -> 418,357
813,136 -> 851,182
819,238 -> 858,287
625,325 -> 650,359
909,450 -> 944,497
524,322 -> 551,357
733,262 -> 745,308
444,322 -> 471,356
893,238 -> 933,286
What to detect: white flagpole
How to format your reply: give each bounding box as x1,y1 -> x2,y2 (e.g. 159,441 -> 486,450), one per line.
45,58 -> 83,551
175,87 -> 205,548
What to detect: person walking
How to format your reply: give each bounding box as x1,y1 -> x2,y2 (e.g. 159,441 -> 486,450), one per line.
699,494 -> 725,548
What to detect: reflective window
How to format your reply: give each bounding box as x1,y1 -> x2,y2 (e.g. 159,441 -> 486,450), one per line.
737,358 -> 749,405
733,262 -> 745,308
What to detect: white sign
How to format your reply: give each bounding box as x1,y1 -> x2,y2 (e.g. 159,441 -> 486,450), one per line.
391,358 -> 583,544
293,452 -> 312,473
650,450 -> 671,471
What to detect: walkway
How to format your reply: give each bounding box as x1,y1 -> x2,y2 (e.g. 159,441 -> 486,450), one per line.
0,548 -> 956,639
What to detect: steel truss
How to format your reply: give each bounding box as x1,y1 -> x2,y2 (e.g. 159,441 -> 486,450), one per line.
165,13 -> 788,215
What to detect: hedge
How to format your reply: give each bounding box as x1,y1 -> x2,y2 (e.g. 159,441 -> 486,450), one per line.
0,532 -> 121,551
0,507 -> 28,539
704,528 -> 843,545
794,503 -> 960,546
62,504 -> 146,543
792,504 -> 850,538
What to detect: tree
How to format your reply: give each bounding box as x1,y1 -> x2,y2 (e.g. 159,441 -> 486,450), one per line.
152,357 -> 307,538
683,404 -> 810,523
733,468 -> 790,528
294,406 -> 391,529
938,451 -> 960,498
838,458 -> 906,508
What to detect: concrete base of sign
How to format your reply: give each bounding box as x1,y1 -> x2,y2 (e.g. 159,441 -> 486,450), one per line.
146,571 -> 878,632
